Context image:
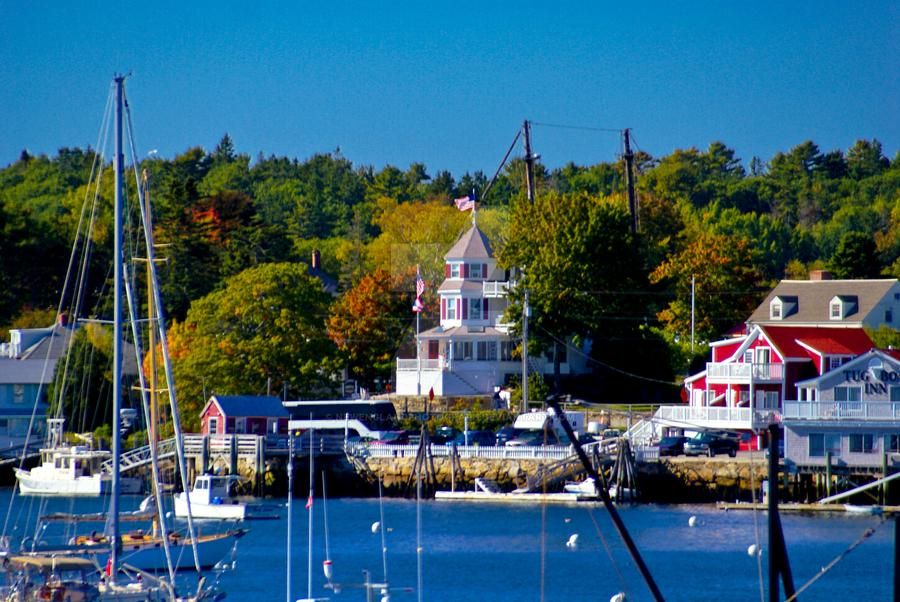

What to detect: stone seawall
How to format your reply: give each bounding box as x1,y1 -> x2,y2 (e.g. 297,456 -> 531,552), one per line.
352,455 -> 772,502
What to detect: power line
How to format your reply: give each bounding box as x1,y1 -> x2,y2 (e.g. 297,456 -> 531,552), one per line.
531,121 -> 623,134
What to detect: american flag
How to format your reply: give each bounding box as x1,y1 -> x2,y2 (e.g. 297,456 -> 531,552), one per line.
413,266 -> 425,313
415,267 -> 425,297
454,195 -> 475,212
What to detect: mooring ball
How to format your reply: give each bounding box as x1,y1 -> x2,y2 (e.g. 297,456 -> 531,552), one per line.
688,515 -> 697,527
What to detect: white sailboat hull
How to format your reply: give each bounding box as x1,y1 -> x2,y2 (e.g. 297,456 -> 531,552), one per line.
87,531 -> 244,572
15,467 -> 142,496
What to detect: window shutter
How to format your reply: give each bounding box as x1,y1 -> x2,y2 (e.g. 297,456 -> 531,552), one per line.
463,264 -> 469,278
482,263 -> 488,279
445,263 -> 450,278
462,298 -> 468,319
483,298 -> 488,315
456,298 -> 461,319
441,298 -> 446,320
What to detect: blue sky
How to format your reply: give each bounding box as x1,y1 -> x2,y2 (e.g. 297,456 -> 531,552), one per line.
1,2 -> 897,177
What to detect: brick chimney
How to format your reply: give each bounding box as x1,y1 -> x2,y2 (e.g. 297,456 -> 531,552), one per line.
809,270 -> 833,281
311,249 -> 321,270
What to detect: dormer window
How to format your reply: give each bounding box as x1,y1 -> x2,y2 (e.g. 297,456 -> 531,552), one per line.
469,263 -> 483,279
769,295 -> 797,320
830,295 -> 858,320
450,263 -> 461,279
770,300 -> 782,320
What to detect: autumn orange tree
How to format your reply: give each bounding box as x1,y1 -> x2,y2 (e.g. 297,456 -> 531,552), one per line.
326,268 -> 413,389
650,231 -> 763,344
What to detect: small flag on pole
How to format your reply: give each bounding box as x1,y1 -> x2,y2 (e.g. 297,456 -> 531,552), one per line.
306,494 -> 313,510
454,195 -> 475,212
412,265 -> 425,313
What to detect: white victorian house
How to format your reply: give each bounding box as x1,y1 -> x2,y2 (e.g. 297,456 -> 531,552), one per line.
395,224 -> 589,396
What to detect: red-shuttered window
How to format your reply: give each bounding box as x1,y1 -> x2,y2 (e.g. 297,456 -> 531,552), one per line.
462,263 -> 469,278
456,298 -> 461,319
441,298 -> 446,320
445,263 -> 451,278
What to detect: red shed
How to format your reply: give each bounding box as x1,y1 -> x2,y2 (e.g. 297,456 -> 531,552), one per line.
199,395 -> 289,435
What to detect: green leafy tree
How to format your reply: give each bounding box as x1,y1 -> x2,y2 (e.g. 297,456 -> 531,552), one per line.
830,231 -> 881,278
168,263 -> 339,429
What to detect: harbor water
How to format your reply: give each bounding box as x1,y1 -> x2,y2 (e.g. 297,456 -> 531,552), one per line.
0,490 -> 893,601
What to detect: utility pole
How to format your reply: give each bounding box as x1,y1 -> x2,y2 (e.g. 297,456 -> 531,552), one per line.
623,128 -> 638,234
523,120 -> 537,204
522,288 -> 529,413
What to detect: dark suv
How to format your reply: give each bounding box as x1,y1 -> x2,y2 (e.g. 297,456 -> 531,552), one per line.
684,433 -> 738,457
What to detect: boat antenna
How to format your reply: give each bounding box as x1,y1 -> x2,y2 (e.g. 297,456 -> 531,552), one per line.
545,394 -> 664,601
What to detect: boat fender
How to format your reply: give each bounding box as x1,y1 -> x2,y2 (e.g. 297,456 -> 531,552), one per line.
213,497 -> 223,505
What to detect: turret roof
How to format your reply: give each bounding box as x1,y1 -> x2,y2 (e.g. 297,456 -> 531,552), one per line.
444,225 -> 493,260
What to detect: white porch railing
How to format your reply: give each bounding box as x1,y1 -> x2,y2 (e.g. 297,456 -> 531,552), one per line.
782,400 -> 900,420
706,362 -> 783,382
396,358 -> 444,371
657,405 -> 752,425
482,281 -> 510,298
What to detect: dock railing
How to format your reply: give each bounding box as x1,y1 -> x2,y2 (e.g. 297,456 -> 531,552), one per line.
347,442 -> 576,461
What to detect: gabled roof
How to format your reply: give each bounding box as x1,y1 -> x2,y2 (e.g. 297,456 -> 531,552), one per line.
0,358 -> 57,385
205,395 -> 289,418
748,279 -> 898,325
444,225 -> 493,260
795,349 -> 898,387
17,324 -> 75,361
418,325 -> 509,339
760,325 -> 873,359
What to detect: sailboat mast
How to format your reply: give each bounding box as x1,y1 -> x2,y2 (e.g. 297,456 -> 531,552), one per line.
110,73 -> 125,581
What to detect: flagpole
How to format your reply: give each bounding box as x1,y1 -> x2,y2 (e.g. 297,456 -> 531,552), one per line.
416,264 -> 422,396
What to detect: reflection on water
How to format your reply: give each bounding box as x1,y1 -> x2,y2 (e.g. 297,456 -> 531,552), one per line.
0,490 -> 891,601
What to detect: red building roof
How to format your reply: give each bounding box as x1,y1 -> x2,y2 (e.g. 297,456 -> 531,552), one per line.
761,325 -> 874,358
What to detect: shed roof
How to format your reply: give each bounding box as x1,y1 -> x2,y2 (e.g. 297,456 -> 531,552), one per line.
207,395 -> 289,418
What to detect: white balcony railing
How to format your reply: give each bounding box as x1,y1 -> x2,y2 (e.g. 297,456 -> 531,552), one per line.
782,400 -> 900,421
396,358 -> 444,371
482,281 -> 510,298
657,405 -> 752,425
706,362 -> 783,382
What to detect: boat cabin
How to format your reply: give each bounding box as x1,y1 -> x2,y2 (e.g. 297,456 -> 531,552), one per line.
187,474 -> 241,505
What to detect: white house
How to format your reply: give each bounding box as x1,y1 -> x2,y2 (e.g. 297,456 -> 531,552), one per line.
395,223 -> 589,396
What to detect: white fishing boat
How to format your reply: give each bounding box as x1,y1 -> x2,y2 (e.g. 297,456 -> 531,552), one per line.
14,419 -> 142,496
174,475 -> 279,521
563,477 -> 597,495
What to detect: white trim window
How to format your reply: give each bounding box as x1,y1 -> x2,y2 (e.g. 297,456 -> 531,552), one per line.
770,299 -> 782,320
446,298 -> 457,320
208,416 -> 219,434
469,263 -> 483,279
450,263 -> 461,278
834,386 -> 862,402
830,301 -> 842,320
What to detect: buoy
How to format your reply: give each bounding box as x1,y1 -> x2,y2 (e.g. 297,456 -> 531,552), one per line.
747,544 -> 760,557
323,559 -> 333,580
688,515 -> 697,527
566,533 -> 579,548
371,521 -> 381,534
610,593 -> 627,602
564,517 -> 572,523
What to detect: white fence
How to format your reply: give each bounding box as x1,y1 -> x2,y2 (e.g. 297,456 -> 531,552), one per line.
347,442 -> 576,461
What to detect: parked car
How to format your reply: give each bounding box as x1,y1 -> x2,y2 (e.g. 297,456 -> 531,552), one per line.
446,430 -> 496,447
657,435 -> 689,457
431,426 -> 458,444
505,431 -> 550,447
684,433 -> 738,457
495,426 -> 523,446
